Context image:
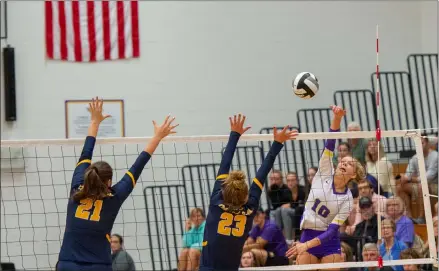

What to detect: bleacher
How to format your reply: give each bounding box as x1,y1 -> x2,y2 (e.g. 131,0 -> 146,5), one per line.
144,53 -> 438,270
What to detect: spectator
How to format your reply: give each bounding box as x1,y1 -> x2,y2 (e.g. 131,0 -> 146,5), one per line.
379,219 -> 408,271
333,122 -> 368,165
346,179 -> 387,234
268,170 -> 292,223
386,197 -> 414,247
398,135 -> 438,221
421,216 -> 438,258
435,202 -> 438,217
365,139 -> 395,197
275,172 -> 306,242
344,197 -> 383,258
240,251 -> 262,268
305,166 -> 318,198
400,249 -> 422,271
429,136 -> 438,151
360,243 -> 394,271
178,208 -> 206,271
333,142 -> 352,165
307,166 -> 318,184
111,234 -> 136,271
244,209 -> 289,267
341,241 -> 354,262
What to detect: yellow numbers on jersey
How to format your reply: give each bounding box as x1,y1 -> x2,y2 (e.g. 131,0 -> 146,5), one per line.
75,199 -> 103,222
217,212 -> 247,237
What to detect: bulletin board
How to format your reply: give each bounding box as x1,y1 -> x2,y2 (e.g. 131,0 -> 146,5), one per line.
65,99 -> 125,139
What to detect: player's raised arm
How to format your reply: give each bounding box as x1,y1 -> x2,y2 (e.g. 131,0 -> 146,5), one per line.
247,126 -> 298,208
318,105 -> 346,176
113,115 -> 178,202
210,114 -> 251,198
71,97 -> 111,192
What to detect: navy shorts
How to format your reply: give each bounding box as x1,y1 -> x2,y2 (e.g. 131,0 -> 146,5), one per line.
57,261 -> 112,271
300,229 -> 341,259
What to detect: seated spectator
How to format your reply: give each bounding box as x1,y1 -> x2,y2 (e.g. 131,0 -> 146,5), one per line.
333,122 -> 367,165
435,202 -> 438,216
421,216 -> 438,258
305,166 -> 318,198
343,197 -> 383,257
365,139 -> 395,197
111,234 -> 136,271
365,173 -> 385,197
275,172 -> 306,242
244,209 -> 289,267
360,243 -> 394,271
398,135 -> 438,221
386,197 -> 414,247
346,179 -> 387,234
240,251 -> 262,268
268,170 -> 292,223
400,249 -> 422,271
341,241 -> 354,262
333,142 -> 352,165
178,208 -> 206,271
429,135 -> 438,151
379,219 -> 408,271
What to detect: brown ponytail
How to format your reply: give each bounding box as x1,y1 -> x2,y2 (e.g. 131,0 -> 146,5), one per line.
73,161 -> 113,202
222,170 -> 249,210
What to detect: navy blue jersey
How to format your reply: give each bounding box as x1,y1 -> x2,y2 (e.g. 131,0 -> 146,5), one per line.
58,136 -> 151,265
200,132 -> 284,271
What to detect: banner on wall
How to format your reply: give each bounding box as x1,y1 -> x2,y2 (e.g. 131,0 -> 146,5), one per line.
65,99 -> 125,139
45,0 -> 140,62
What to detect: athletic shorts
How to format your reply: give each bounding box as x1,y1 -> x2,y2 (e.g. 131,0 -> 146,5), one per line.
56,261 -> 112,271
300,229 -> 341,259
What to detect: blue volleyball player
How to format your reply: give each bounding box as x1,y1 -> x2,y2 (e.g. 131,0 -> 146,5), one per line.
57,97 -> 178,271
198,114 -> 298,271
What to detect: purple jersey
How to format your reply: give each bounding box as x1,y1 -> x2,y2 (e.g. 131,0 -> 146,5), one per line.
249,219 -> 288,256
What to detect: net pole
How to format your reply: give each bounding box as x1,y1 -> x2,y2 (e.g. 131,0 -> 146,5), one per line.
375,25 -> 383,268
413,135 -> 438,264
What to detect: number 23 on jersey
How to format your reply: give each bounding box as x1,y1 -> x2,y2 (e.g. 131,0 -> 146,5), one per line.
217,212 -> 247,237
75,199 -> 103,222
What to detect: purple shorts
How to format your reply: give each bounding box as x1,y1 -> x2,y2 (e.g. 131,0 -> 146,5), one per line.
300,229 -> 341,259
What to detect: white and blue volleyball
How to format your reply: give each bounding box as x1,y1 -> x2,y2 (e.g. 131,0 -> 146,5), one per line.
292,72 -> 319,99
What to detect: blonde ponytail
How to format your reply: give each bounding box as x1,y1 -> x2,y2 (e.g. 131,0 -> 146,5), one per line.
222,170 -> 249,209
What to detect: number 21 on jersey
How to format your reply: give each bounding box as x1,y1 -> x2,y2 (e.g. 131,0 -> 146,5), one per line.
217,212 -> 247,237
75,199 -> 103,222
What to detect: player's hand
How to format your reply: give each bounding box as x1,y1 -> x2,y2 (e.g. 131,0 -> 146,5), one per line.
88,96 -> 111,124
273,126 -> 298,143
153,115 -> 179,139
229,114 -> 251,135
286,242 -> 308,258
330,105 -> 346,118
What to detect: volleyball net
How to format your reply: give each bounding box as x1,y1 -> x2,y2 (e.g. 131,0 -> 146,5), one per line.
0,130 -> 437,270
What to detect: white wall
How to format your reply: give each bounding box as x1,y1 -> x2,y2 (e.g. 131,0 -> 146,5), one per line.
1,1 -> 436,140
0,1 -> 437,270
421,1 -> 438,53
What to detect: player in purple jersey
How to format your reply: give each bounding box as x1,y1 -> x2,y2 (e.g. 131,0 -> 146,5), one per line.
286,105 -> 366,267
57,97 -> 178,271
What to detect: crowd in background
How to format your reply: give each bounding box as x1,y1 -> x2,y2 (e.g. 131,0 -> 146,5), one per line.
175,122 -> 438,271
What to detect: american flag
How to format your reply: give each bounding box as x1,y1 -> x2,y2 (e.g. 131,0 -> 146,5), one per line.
45,0 -> 139,62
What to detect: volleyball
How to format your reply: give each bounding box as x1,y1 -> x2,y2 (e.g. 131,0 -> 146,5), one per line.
292,72 -> 319,99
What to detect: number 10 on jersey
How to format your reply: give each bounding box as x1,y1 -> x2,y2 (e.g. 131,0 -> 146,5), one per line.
311,198 -> 330,218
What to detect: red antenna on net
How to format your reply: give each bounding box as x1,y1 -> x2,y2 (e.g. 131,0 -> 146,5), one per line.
375,24 -> 384,269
